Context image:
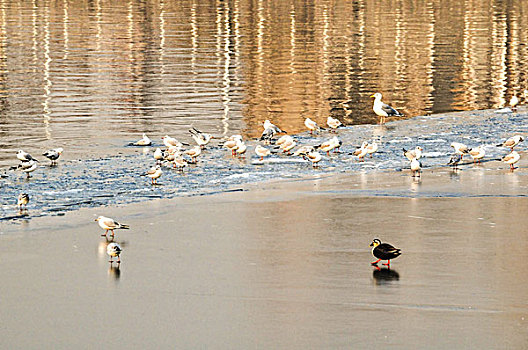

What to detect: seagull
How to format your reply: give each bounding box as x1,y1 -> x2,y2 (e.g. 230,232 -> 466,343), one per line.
502,151 -> 520,171
293,145 -> 316,159
304,118 -> 324,134
469,146 -> 485,164
353,141 -> 369,161
16,150 -> 38,163
510,95 -> 519,112
145,165 -> 162,185
447,153 -> 462,170
154,148 -> 164,162
42,148 -> 63,165
189,127 -> 212,149
365,142 -> 379,158
106,242 -> 122,264
162,135 -> 186,149
261,120 -> 286,142
235,140 -> 247,158
17,193 -> 29,210
224,135 -> 243,156
132,133 -> 152,146
410,158 -> 422,177
326,116 -> 344,132
184,146 -> 202,163
370,238 -> 401,266
370,92 -> 404,124
496,135 -> 524,151
255,145 -> 271,161
263,120 -> 286,134
403,146 -> 423,161
95,216 -> 129,236
450,142 -> 471,157
173,155 -> 187,171
317,136 -> 339,156
279,137 -> 296,154
17,160 -> 38,178
306,150 -> 322,168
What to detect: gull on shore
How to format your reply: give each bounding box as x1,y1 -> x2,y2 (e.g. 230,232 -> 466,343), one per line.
353,141 -> 369,161
184,146 -> 202,163
447,153 -> 462,170
42,148 -> 63,165
132,133 -> 151,146
107,242 -> 122,264
469,146 -> 485,163
235,139 -> 247,158
162,135 -> 186,149
154,148 -> 164,162
317,136 -> 340,156
365,142 -> 379,158
255,145 -> 271,161
410,158 -> 422,177
279,136 -> 296,154
260,120 -> 286,143
497,135 -> 524,151
189,127 -> 212,149
326,116 -> 343,132
403,146 -> 423,161
95,216 -> 130,236
224,135 -> 243,156
145,164 -> 162,185
17,150 -> 38,162
502,151 -> 520,171
371,93 -> 404,124
17,159 -> 38,178
304,118 -> 324,134
450,142 -> 471,157
306,150 -> 322,168
510,95 -> 519,112
17,193 -> 29,210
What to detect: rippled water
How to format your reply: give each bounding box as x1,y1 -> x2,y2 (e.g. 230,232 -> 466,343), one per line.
1,0 -> 528,167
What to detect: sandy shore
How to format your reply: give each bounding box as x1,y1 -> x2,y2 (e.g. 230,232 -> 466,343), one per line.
1,160 -> 527,349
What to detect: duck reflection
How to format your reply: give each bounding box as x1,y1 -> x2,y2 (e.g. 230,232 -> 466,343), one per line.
372,267 -> 400,284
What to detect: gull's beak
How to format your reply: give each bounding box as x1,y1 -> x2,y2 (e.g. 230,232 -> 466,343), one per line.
369,242 -> 374,247
370,94 -> 375,98
94,218 -> 98,221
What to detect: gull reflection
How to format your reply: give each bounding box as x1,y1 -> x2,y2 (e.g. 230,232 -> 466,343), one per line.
108,264 -> 121,281
98,236 -> 127,262
372,267 -> 400,284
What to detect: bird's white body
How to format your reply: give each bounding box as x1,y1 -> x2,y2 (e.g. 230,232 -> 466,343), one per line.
307,151 -> 322,166
498,135 -> 524,150
184,146 -> 202,160
410,158 -> 421,176
503,151 -> 520,168
135,133 -> 151,146
162,135 -> 184,149
327,116 -> 342,130
365,142 -> 378,156
404,146 -> 423,161
146,165 -> 162,183
17,150 -> 35,162
371,92 -> 403,124
42,148 -> 63,164
19,160 -> 38,176
510,95 -> 519,109
235,140 -> 247,157
255,145 -> 271,160
451,142 -> 470,155
304,118 -> 319,133
469,146 -> 485,162
106,242 -> 122,263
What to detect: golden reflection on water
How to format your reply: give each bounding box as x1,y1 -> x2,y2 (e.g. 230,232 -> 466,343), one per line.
0,0 -> 528,164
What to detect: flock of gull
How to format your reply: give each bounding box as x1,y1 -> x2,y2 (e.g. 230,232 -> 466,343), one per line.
9,92 -> 526,266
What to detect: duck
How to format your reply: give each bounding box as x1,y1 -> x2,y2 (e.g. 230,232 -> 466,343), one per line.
106,242 -> 122,264
95,216 -> 130,236
370,238 -> 401,266
370,92 -> 404,124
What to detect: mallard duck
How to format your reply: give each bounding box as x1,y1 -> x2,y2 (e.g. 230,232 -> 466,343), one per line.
370,93 -> 404,124
370,238 -> 401,266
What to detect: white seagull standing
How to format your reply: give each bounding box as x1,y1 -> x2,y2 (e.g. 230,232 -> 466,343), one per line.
370,92 -> 404,124
403,146 -> 423,161
510,95 -> 519,112
17,150 -> 38,162
255,145 -> 271,161
42,148 -> 63,165
326,116 -> 343,132
497,135 -> 524,151
18,160 -> 38,178
189,127 -> 213,149
145,165 -> 162,185
162,135 -> 185,149
450,142 -> 471,158
106,242 -> 122,264
469,146 -> 485,164
410,158 -> 422,177
95,216 -> 130,236
502,151 -> 520,171
304,118 -> 324,134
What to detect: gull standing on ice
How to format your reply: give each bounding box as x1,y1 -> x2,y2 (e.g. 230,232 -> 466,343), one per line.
42,148 -> 63,165
326,116 -> 343,132
17,150 -> 38,162
95,216 -> 130,236
304,118 -> 324,134
154,148 -> 164,162
403,146 -> 423,161
18,160 -> 38,178
447,153 -> 462,170
502,151 -> 520,171
510,95 -> 519,112
107,242 -> 122,264
450,142 -> 471,158
162,135 -> 186,149
184,146 -> 202,163
497,135 -> 524,151
189,127 -> 212,149
469,146 -> 485,163
370,93 -> 404,124
410,158 -> 422,177
145,164 -> 162,185
17,193 -> 29,210
307,150 -> 322,168
255,145 -> 271,161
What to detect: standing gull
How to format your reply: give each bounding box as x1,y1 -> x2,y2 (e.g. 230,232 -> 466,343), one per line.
107,242 -> 122,264
17,150 -> 38,162
17,160 -> 38,178
410,158 -> 422,177
189,127 -> 212,149
469,146 -> 485,164
447,153 -> 462,170
450,142 -> 471,158
304,118 -> 324,134
403,146 -> 423,161
326,116 -> 343,132
510,95 -> 519,112
502,151 -> 520,171
255,145 -> 271,161
17,193 -> 29,210
95,216 -> 130,236
145,165 -> 162,185
496,135 -> 524,151
42,148 -> 63,165
370,93 -> 404,124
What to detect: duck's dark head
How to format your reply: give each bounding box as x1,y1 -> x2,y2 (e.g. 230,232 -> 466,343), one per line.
370,238 -> 381,247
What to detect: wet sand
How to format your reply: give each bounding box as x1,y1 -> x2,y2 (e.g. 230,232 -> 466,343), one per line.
1,162 -> 528,349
